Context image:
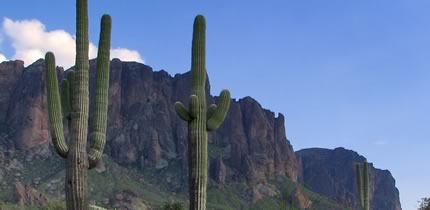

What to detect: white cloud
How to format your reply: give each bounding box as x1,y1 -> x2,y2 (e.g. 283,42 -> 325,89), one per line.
0,31 -> 7,62
2,18 -> 143,68
0,53 -> 6,62
111,48 -> 143,62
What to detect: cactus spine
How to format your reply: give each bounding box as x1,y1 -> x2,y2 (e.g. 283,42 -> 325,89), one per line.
356,161 -> 370,210
175,15 -> 231,210
45,0 -> 111,209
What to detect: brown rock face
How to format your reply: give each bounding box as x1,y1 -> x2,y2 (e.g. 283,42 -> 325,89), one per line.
14,181 -> 48,207
1,60 -> 61,155
109,190 -> 152,210
216,97 -> 300,184
87,59 -> 300,185
0,60 -> 24,123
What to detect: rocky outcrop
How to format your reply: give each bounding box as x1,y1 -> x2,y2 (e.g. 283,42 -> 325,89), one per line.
209,157 -> 226,185
86,59 -> 299,185
0,60 -> 60,155
292,187 -> 312,209
14,181 -> 48,207
109,190 -> 152,210
296,147 -> 402,210
220,97 -> 300,184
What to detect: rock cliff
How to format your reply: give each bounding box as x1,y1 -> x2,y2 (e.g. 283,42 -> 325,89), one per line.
297,147 -> 402,210
0,59 -> 402,209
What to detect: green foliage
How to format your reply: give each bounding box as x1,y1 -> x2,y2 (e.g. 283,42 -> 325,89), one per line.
207,184 -> 247,210
46,201 -> 66,210
276,176 -> 346,210
44,0 -> 111,209
161,202 -> 185,210
418,197 -> 430,210
174,15 -> 231,210
279,192 -> 291,210
0,201 -> 65,210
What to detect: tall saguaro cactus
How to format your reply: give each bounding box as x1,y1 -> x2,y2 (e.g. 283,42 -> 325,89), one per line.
356,161 -> 370,210
175,15 -> 231,210
45,0 -> 111,209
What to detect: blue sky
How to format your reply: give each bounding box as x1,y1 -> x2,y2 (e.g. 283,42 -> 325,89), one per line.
1,0 -> 429,209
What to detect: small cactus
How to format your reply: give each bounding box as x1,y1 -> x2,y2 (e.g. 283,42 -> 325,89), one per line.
355,161 -> 370,210
175,15 -> 231,210
45,0 -> 111,209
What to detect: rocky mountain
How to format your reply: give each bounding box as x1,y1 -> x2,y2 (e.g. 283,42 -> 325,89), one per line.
297,147 -> 402,210
0,59 -> 402,209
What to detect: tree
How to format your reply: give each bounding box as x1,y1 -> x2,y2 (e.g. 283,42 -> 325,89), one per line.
418,197 -> 430,210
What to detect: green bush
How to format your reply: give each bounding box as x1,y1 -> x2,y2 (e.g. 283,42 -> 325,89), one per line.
161,201 -> 185,210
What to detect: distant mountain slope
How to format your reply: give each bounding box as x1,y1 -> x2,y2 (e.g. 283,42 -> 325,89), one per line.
0,59 -> 401,209
297,147 -> 402,210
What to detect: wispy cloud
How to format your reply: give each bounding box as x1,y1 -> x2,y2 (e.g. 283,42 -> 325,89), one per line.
2,18 -> 143,68
373,140 -> 387,145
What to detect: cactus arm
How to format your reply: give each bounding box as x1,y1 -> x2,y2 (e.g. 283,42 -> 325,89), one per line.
61,79 -> 71,118
207,89 -> 231,131
175,95 -> 199,122
65,71 -> 75,121
88,14 -> 112,169
356,164 -> 364,209
66,70 -> 75,97
206,104 -> 217,119
175,101 -> 191,121
363,161 -> 370,210
45,52 -> 69,158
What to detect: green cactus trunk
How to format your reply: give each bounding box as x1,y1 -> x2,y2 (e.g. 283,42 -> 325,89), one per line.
355,161 -> 370,210
45,0 -> 111,209
175,15 -> 231,210
363,161 -> 370,210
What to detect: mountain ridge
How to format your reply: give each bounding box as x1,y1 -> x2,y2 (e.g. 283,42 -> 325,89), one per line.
0,59 -> 401,209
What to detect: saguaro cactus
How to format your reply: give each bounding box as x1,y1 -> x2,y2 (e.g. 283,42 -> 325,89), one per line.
45,0 -> 111,209
355,161 -> 370,210
175,15 -> 231,210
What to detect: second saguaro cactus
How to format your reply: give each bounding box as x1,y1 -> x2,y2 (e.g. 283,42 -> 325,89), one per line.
356,161 -> 370,210
175,15 -> 231,210
45,0 -> 111,209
